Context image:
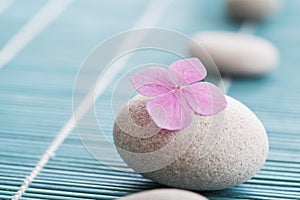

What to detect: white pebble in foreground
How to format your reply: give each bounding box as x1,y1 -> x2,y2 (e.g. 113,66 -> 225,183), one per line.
119,189 -> 208,200
114,95 -> 269,191
227,0 -> 281,20
190,31 -> 279,76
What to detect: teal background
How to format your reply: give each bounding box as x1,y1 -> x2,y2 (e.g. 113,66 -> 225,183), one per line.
0,0 -> 299,199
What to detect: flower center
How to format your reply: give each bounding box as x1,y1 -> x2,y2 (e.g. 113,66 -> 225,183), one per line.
175,85 -> 181,90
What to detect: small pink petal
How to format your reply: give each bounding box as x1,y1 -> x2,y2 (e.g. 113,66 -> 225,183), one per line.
130,67 -> 176,96
146,92 -> 194,130
181,82 -> 227,116
169,58 -> 207,86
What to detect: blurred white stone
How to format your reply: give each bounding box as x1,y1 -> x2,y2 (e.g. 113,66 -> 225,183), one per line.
119,189 -> 208,200
227,0 -> 281,20
190,31 -> 279,76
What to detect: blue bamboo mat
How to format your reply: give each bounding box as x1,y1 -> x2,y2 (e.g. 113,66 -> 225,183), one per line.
0,0 -> 299,199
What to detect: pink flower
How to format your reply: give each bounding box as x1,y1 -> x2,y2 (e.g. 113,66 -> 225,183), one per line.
130,58 -> 227,131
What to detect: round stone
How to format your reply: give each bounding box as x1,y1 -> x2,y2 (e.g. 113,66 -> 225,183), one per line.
119,189 -> 208,200
114,95 -> 269,191
227,0 -> 281,20
190,31 -> 279,76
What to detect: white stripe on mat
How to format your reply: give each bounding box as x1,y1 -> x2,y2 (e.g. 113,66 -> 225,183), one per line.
12,0 -> 173,199
0,0 -> 15,15
0,0 -> 73,69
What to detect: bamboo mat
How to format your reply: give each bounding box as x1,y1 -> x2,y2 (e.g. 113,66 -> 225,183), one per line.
0,0 -> 299,199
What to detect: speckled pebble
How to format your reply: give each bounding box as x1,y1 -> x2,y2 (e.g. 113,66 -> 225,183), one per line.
227,0 -> 281,20
190,31 -> 279,76
114,95 -> 269,191
119,189 -> 208,200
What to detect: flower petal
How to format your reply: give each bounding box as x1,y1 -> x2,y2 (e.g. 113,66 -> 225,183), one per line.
130,67 -> 176,96
181,82 -> 227,116
146,92 -> 194,130
169,58 -> 207,86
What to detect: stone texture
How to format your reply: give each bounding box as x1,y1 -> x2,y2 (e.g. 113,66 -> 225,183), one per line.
114,95 -> 269,191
